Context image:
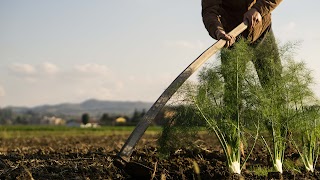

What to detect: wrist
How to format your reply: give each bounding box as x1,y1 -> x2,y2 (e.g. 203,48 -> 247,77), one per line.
251,4 -> 264,16
252,7 -> 262,16
215,29 -> 225,39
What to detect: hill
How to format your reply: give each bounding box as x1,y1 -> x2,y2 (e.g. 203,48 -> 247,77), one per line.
10,99 -> 152,117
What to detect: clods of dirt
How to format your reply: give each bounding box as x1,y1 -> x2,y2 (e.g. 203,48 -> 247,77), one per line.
0,134 -> 320,179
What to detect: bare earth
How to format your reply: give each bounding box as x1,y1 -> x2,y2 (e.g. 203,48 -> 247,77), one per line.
0,134 -> 319,179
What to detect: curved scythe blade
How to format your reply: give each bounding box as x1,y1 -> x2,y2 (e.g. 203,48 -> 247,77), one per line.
116,22 -> 248,163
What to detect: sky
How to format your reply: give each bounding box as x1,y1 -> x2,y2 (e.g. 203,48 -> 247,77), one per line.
1,0 -> 320,107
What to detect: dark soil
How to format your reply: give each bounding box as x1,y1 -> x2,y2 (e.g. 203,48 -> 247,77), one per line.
0,134 -> 320,180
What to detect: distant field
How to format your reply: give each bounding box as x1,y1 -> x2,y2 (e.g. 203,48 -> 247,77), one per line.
0,125 -> 162,138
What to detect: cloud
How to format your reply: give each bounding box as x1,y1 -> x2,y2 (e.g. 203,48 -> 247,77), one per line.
4,61 -> 169,106
74,63 -> 110,76
0,86 -> 5,97
9,63 -> 36,75
41,62 -> 60,74
9,62 -> 60,76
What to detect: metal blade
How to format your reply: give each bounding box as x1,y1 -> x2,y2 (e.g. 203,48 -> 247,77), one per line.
116,22 -> 248,162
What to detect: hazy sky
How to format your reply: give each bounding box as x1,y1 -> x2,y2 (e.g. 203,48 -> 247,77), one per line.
1,0 -> 319,107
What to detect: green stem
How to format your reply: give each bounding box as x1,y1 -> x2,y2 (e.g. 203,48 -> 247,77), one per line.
194,101 -> 231,164
261,136 -> 274,163
241,123 -> 259,170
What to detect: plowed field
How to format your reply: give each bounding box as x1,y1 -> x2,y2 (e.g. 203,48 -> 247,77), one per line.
0,129 -> 319,179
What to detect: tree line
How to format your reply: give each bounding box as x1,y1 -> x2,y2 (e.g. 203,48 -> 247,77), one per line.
0,107 -> 191,126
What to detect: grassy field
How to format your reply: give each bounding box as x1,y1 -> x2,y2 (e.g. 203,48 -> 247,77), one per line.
0,125 -> 162,138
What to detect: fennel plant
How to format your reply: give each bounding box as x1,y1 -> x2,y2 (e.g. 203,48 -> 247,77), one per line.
191,40 -> 259,174
251,38 -> 300,174
292,105 -> 320,172
282,60 -> 320,172
253,39 -> 319,173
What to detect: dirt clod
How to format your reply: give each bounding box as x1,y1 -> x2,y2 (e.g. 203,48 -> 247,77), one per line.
0,134 -> 319,179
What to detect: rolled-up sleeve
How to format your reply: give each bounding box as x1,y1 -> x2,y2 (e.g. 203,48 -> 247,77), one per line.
252,0 -> 283,17
202,0 -> 224,39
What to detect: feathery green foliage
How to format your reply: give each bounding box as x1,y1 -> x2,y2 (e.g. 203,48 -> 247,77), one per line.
283,60 -> 320,172
191,39 -> 259,174
157,35 -> 319,175
157,103 -> 203,157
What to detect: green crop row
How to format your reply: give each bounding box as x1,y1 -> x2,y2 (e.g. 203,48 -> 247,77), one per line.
0,125 -> 162,138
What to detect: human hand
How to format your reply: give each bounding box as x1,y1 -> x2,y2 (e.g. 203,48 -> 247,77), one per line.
243,8 -> 262,29
215,29 -> 236,48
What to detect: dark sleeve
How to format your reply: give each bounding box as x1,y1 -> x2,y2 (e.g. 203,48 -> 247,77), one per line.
252,0 -> 283,17
201,0 -> 224,39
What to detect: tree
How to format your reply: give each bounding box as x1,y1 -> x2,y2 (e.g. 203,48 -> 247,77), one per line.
130,109 -> 146,124
81,113 -> 89,125
0,108 -> 13,124
14,116 -> 28,125
100,113 -> 113,126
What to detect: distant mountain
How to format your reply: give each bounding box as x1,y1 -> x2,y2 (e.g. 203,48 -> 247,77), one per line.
10,99 -> 153,117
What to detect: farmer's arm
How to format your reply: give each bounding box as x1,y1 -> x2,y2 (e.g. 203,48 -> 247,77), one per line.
202,0 -> 235,47
244,0 -> 282,31
201,0 -> 223,39
252,0 -> 283,17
